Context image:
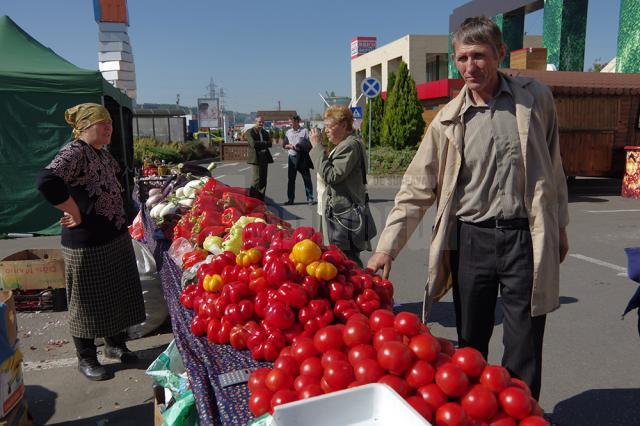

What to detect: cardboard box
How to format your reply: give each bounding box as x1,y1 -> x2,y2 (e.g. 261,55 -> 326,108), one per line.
153,385 -> 166,426
0,250 -> 65,291
0,292 -> 17,349
0,350 -> 24,418
0,399 -> 31,426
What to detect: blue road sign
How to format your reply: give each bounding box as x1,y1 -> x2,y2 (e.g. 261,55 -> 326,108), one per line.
360,77 -> 381,98
350,107 -> 363,119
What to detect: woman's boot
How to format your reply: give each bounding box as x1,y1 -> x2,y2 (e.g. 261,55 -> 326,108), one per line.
73,337 -> 108,381
104,332 -> 138,364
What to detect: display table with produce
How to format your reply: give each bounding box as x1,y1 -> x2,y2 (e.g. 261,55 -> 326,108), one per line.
136,176 -> 551,426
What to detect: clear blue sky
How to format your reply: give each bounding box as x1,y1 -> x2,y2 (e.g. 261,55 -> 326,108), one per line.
1,1 -> 620,117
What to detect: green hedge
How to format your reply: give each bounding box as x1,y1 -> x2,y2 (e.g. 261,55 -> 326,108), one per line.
133,138 -> 217,166
368,146 -> 417,175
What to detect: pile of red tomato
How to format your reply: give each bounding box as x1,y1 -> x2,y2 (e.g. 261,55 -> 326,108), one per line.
172,178 -> 549,425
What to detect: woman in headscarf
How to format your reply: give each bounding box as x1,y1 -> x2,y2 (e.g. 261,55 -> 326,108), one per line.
37,103 -> 145,381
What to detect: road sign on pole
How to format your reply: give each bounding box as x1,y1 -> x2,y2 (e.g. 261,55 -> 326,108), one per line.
350,107 -> 363,119
360,77 -> 381,99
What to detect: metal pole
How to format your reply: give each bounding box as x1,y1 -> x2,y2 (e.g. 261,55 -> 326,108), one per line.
368,96 -> 372,174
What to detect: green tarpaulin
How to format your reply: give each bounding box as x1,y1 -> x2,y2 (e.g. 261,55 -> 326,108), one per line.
0,16 -> 134,235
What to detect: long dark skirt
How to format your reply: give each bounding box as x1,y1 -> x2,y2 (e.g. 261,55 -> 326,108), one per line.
63,232 -> 145,338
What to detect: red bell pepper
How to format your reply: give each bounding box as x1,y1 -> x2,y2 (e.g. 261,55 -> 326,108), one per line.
221,264 -> 241,283
356,288 -> 381,316
349,272 -> 373,293
276,282 -> 309,309
263,301 -> 295,330
242,222 -> 267,243
173,214 -> 195,241
300,276 -> 320,299
293,226 -> 323,245
333,299 -> 360,322
373,278 -> 394,305
219,192 -> 264,214
222,207 -> 242,227
322,248 -> 347,267
298,299 -> 334,335
182,249 -> 208,269
263,257 -> 296,288
270,235 -> 296,252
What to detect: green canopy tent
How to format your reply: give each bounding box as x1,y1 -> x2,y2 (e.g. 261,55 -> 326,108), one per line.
0,15 -> 135,235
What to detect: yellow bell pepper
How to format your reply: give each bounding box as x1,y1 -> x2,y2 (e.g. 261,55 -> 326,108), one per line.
291,239 -> 322,265
306,260 -> 337,281
236,248 -> 262,267
203,273 -> 224,292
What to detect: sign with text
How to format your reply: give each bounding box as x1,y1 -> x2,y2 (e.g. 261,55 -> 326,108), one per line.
351,36 -> 377,59
198,98 -> 220,128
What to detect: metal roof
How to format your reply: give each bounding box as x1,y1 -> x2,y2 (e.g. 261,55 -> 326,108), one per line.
133,108 -> 190,116
502,68 -> 640,95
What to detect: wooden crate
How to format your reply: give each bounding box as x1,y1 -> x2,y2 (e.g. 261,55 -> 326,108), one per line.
510,48 -> 547,71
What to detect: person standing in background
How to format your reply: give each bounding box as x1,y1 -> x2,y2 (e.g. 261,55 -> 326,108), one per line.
246,116 -> 273,200
284,114 -> 314,205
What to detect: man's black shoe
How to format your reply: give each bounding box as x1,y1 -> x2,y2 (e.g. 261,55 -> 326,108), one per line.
78,358 -> 109,381
284,200 -> 294,206
104,346 -> 138,364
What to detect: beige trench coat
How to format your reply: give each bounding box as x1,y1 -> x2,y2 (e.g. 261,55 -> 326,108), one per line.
375,73 -> 569,320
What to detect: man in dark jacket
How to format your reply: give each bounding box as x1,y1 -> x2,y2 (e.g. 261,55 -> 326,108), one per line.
246,116 -> 273,200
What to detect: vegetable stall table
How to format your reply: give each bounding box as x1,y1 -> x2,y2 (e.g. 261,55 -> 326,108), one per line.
141,209 -> 269,425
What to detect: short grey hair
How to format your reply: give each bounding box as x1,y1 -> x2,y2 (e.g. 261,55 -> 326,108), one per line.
452,16 -> 504,55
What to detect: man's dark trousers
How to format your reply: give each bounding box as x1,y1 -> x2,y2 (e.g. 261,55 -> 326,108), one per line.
287,155 -> 313,202
451,220 -> 546,399
251,164 -> 268,200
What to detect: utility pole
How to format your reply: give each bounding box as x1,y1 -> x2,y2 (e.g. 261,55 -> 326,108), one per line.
206,77 -> 217,100
219,87 -> 226,113
176,94 -> 180,105
277,100 -> 281,111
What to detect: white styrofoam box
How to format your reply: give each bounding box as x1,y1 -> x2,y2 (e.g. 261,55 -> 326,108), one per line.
272,384 -> 430,426
99,60 -> 135,72
99,31 -> 130,43
98,22 -> 128,32
99,51 -> 134,62
101,70 -> 136,81
99,41 -> 132,53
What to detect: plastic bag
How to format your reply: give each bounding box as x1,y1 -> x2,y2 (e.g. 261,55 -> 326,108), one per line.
132,239 -> 157,277
162,391 -> 199,426
168,237 -> 194,268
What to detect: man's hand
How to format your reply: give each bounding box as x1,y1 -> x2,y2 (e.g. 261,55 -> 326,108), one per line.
284,144 -> 293,150
367,252 -> 393,278
559,227 -> 569,263
60,211 -> 81,228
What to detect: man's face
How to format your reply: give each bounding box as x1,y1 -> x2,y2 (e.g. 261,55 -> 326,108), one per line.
290,118 -> 300,129
256,117 -> 264,129
453,42 -> 504,94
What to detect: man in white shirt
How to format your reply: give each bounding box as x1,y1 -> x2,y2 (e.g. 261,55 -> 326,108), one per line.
284,115 -> 314,205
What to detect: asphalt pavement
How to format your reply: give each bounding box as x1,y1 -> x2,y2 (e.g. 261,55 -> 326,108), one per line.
2,143 -> 639,425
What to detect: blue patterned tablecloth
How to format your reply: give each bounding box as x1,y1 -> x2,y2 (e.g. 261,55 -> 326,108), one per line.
142,211 -> 270,425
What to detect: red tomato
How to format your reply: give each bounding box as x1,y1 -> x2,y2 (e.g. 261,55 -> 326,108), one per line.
320,377 -> 332,393
299,357 -> 323,378
416,383 -> 448,410
248,367 -> 271,393
373,327 -> 402,351
487,411 -> 517,426
347,344 -> 377,366
462,384 -> 498,421
293,374 -> 320,392
406,396 -> 434,421
353,358 -> 385,384
271,389 -> 298,408
342,321 -> 373,348
408,333 -> 441,362
261,342 -> 280,362
499,387 -> 532,419
452,347 -> 487,379
291,337 -> 318,363
437,337 -> 455,356
346,313 -> 369,325
249,388 -> 273,417
405,360 -> 436,389
434,352 -> 452,369
369,309 -> 396,332
519,416 -> 550,426
377,374 -> 411,398
347,380 -> 366,389
509,378 -> 532,397
322,360 -> 355,391
480,365 -> 511,394
206,318 -> 221,343
393,312 -> 422,337
274,356 -> 300,378
298,384 -> 324,399
321,349 -> 348,368
435,363 -> 469,397
377,341 -> 414,375
529,398 -> 544,417
191,316 -> 208,336
179,291 -> 194,309
314,325 -> 344,353
279,346 -> 293,358
436,402 -> 468,426
265,368 -> 293,392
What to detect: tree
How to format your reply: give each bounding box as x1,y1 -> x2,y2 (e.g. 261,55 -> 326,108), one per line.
380,61 -> 425,149
387,70 -> 397,96
361,94 -> 384,146
588,57 -> 606,72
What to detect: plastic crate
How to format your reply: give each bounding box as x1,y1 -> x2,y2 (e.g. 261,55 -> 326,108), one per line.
12,288 -> 67,312
272,383 -> 430,426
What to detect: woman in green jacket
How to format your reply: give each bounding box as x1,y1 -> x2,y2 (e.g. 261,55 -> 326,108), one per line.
310,106 -> 371,266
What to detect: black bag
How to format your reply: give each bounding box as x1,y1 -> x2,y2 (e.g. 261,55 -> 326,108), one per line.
325,141 -> 377,251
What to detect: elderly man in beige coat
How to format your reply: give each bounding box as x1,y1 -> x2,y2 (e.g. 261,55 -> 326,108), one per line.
368,17 -> 569,400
